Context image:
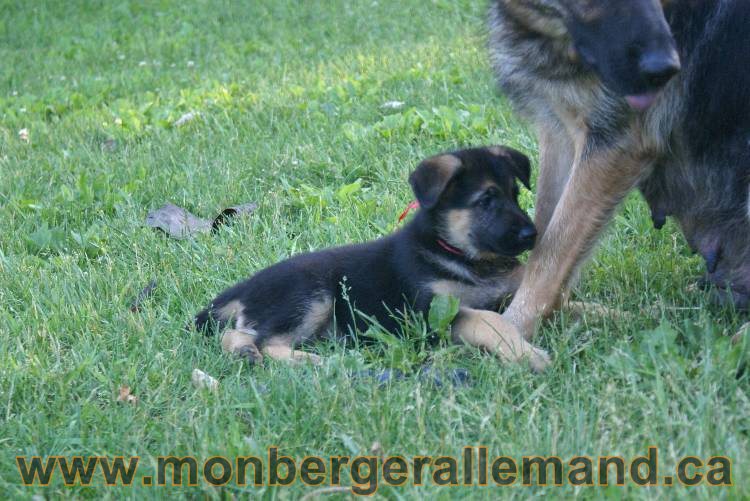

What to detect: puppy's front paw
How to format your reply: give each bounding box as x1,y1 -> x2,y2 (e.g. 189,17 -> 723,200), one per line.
453,307 -> 550,372
527,346 -> 552,373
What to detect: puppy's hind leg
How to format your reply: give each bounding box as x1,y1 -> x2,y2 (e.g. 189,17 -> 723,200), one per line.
261,294 -> 334,366
221,329 -> 264,365
194,298 -> 247,333
452,307 -> 551,372
262,339 -> 324,366
197,299 -> 263,365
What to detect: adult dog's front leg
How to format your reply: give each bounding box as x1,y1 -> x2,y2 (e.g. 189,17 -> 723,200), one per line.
534,122 -> 576,237
504,138 -> 652,339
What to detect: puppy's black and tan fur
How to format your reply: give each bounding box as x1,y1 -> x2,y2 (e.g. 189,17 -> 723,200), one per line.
195,146 -> 549,370
488,0 -> 750,344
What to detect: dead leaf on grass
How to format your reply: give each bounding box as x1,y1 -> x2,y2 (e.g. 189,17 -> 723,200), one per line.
146,202 -> 257,239
211,203 -> 258,230
117,386 -> 138,405
146,203 -> 213,239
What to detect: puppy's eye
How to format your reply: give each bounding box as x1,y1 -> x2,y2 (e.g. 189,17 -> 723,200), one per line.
476,188 -> 498,208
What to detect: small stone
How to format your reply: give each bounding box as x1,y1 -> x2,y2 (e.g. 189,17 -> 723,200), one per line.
192,369 -> 219,391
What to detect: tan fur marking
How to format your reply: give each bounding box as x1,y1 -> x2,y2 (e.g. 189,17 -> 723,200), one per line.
430,279 -> 515,310
289,295 -> 334,344
221,329 -> 257,354
481,180 -> 500,191
262,338 -> 323,365
216,300 -> 247,329
498,0 -> 568,38
488,146 -> 509,158
452,307 -> 550,372
443,209 -> 474,255
429,153 -> 462,173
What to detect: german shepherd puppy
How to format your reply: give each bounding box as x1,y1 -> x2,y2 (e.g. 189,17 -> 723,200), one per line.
488,0 -> 750,342
195,146 -> 550,371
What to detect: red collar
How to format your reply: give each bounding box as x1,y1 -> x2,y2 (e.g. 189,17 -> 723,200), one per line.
398,200 -> 465,257
436,238 -> 465,256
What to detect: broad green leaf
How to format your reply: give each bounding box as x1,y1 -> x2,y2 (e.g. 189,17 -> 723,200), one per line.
428,294 -> 460,341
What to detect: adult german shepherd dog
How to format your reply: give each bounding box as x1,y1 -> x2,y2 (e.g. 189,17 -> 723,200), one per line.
486,0 -> 750,354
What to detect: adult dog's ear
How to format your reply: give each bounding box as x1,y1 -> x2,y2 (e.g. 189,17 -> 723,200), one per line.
489,146 -> 531,189
408,153 -> 463,209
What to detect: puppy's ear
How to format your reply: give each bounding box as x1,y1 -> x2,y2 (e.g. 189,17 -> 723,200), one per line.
408,153 -> 463,209
489,146 -> 531,189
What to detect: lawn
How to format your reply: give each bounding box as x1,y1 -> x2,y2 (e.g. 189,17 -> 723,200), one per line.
0,0 -> 748,498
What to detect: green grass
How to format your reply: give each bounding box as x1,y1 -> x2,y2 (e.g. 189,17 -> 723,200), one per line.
1,0 -> 748,498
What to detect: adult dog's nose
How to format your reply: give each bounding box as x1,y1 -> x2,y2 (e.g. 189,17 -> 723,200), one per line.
638,49 -> 681,89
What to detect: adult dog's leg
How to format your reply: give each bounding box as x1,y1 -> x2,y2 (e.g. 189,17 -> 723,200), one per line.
504,137 -> 652,339
452,307 -> 550,372
534,122 -> 576,237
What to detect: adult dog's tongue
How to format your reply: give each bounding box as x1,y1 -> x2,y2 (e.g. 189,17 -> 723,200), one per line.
625,92 -> 658,111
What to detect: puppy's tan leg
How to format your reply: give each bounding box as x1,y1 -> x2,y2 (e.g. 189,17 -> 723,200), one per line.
504,136 -> 653,339
452,307 -> 551,372
259,296 -> 333,365
262,339 -> 323,366
221,329 -> 263,364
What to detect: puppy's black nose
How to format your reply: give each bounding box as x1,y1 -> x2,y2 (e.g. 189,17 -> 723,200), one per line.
638,49 -> 681,88
518,225 -> 537,244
